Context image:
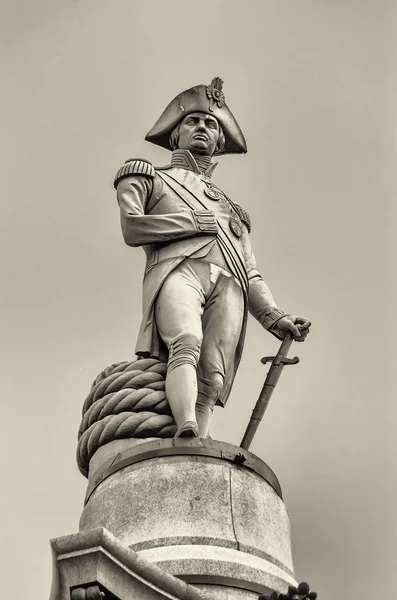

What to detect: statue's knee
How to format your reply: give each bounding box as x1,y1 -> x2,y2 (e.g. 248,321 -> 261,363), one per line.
167,333 -> 202,373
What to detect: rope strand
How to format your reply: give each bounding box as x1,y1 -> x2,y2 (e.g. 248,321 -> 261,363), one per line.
77,359 -> 175,477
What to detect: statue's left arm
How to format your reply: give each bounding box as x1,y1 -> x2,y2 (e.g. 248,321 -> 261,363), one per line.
240,223 -> 311,342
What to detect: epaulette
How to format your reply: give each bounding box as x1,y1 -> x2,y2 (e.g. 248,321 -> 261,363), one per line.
233,203 -> 251,233
113,158 -> 155,189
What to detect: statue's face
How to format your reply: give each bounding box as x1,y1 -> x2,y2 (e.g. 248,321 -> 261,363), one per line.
177,111 -> 220,156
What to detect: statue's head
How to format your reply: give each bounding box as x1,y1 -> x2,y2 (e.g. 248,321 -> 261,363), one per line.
145,77 -> 247,156
169,111 -> 226,157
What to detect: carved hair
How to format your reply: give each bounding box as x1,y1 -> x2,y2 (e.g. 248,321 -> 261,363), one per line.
169,120 -> 226,154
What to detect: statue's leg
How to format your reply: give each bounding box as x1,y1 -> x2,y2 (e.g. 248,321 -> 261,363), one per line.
196,273 -> 244,438
154,261 -> 207,435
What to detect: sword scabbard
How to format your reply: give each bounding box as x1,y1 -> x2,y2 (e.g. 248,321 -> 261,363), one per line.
240,332 -> 298,450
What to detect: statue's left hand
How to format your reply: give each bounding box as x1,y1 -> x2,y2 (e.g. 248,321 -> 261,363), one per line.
277,315 -> 311,342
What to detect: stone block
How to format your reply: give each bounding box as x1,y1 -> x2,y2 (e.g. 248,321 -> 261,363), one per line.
79,439 -> 297,597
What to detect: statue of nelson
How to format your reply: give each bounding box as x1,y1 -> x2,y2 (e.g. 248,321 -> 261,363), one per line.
114,77 -> 311,439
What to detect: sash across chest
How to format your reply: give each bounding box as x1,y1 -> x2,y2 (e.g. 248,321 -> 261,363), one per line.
156,170 -> 249,293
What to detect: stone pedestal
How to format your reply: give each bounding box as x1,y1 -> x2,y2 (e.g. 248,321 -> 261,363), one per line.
78,438 -> 297,599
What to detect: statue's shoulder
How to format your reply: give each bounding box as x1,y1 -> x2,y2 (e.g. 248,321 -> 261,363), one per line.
233,202 -> 252,233
114,158 -> 156,189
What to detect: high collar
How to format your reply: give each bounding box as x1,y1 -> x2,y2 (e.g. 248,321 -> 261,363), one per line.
170,149 -> 218,178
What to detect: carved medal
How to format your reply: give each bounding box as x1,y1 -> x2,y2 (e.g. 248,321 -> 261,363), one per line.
201,177 -> 243,237
229,214 -> 243,238
204,185 -> 222,201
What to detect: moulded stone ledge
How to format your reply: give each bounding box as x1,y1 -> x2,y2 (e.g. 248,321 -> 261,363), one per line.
137,544 -> 298,592
49,527 -> 212,600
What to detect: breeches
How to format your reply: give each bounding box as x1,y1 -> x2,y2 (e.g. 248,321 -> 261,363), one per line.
154,258 -> 244,410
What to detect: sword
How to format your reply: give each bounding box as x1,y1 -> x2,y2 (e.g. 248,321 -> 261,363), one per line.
240,332 -> 300,450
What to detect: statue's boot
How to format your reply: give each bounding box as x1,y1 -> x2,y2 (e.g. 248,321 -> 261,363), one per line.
165,364 -> 199,438
174,421 -> 199,438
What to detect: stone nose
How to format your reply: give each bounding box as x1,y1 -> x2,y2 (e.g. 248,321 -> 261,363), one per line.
195,119 -> 208,132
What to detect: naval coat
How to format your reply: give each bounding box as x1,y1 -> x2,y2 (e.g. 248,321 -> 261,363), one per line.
114,155 -> 286,407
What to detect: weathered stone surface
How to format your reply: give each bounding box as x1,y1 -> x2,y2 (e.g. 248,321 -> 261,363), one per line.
88,437 -> 160,477
193,586 -> 260,600
79,439 -> 297,596
196,585 -> 258,600
230,467 -> 293,569
81,459 -> 235,545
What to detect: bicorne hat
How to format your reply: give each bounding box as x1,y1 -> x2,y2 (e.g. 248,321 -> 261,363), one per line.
145,77 -> 247,156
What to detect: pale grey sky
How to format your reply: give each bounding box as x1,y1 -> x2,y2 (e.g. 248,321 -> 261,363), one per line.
1,1 -> 396,598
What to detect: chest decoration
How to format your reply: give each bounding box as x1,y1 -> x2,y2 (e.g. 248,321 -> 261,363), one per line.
199,174 -> 243,238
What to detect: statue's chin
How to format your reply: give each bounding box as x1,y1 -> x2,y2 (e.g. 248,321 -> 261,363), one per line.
192,149 -> 211,156
178,140 -> 213,156
187,144 -> 213,156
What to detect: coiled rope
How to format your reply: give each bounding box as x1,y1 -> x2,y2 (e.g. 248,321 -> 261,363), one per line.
77,358 -> 175,477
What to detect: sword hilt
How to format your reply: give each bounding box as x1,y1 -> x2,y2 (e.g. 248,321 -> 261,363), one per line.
261,355 -> 300,366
